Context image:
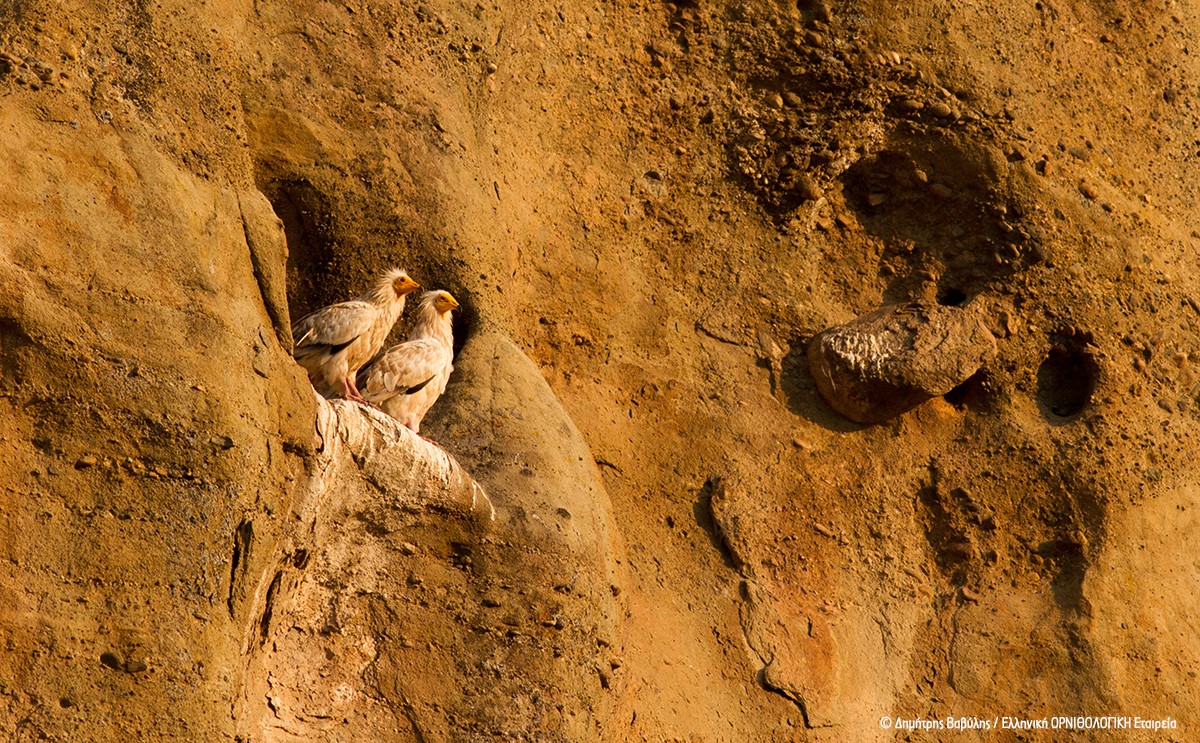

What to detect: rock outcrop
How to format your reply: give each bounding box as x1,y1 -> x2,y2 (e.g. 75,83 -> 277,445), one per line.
807,303 -> 998,424
237,397 -> 494,741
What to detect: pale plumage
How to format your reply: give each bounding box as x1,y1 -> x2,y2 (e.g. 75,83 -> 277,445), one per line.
291,268 -> 421,401
359,290 -> 459,432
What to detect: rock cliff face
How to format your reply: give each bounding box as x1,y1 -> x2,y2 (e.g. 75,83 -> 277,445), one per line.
3,0 -> 1200,741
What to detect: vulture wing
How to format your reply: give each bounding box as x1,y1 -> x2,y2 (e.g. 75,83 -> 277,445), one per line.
292,301 -> 378,359
359,339 -> 453,405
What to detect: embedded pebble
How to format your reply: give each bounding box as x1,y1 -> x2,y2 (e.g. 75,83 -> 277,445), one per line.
796,173 -> 821,201
928,101 -> 953,117
929,183 -> 953,198
124,658 -> 147,674
942,540 -> 974,562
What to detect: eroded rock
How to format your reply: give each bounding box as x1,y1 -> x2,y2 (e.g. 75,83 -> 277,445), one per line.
236,397 -> 493,742
424,332 -> 628,739
807,303 -> 997,424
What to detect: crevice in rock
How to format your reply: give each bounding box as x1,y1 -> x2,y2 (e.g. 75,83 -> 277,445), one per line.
227,519 -> 254,618
1036,537 -> 1090,614
942,369 -> 991,411
697,477 -> 741,573
0,316 -> 32,388
937,286 -> 968,306
916,481 -> 971,585
754,665 -> 816,729
257,570 -> 283,643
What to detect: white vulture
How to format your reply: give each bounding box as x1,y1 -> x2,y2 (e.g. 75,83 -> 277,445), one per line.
358,289 -> 459,432
291,268 -> 421,402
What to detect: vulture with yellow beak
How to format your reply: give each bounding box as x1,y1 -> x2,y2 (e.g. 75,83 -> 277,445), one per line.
359,290 -> 459,432
291,268 -> 421,402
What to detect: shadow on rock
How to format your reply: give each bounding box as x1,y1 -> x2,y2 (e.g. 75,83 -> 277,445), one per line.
779,339 -> 865,433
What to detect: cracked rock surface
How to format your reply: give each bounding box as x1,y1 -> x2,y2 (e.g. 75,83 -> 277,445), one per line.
4,0 -> 1200,740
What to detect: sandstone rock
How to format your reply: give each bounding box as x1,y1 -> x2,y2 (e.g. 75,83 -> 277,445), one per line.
0,108 -> 315,741
417,332 -> 627,739
2,0 -> 1198,738
807,303 -> 997,423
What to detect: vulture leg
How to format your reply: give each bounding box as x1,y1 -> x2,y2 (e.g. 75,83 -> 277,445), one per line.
339,377 -> 366,403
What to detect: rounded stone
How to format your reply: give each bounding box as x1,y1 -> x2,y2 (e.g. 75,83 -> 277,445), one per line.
928,101 -> 953,117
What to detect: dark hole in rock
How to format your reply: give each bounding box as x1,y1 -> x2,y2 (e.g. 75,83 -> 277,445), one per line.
937,286 -> 968,306
450,296 -> 475,356
1037,346 -> 1098,420
943,370 -> 991,411
943,378 -> 971,407
276,187 -> 341,313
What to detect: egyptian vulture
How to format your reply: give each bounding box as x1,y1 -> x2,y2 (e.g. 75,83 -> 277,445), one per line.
291,268 -> 421,402
358,290 -> 459,432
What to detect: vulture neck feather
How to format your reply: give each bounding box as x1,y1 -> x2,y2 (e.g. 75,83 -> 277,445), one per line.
409,298 -> 454,348
363,276 -> 406,308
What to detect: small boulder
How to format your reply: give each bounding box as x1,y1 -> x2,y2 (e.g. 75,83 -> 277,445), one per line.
807,303 -> 997,424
